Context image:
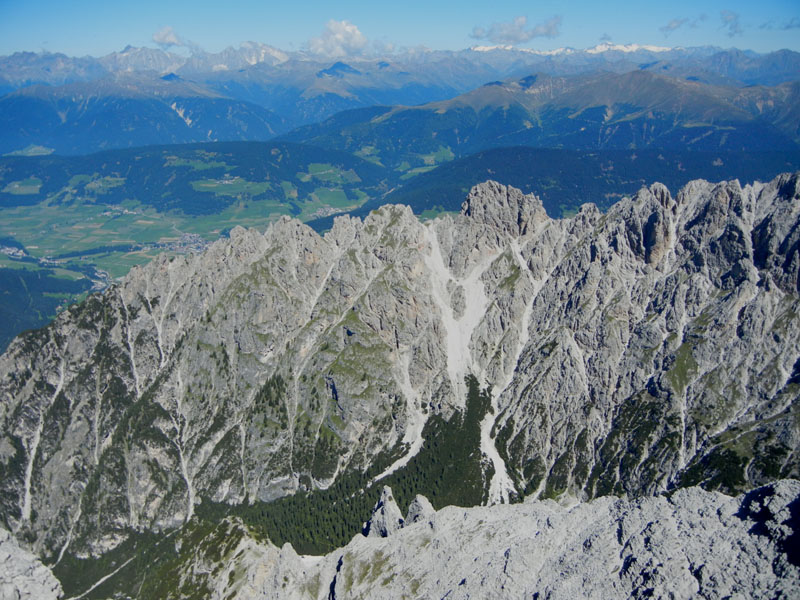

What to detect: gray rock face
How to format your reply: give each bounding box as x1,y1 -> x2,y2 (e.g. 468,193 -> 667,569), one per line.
405,494 -> 434,525
0,173 -> 798,568
0,527 -> 61,600
182,480 -> 800,599
363,486 -> 404,538
2,482 -> 797,599
461,179 -> 548,238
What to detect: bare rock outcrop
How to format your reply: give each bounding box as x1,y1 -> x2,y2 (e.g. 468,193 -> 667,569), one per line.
363,486 -> 404,538
460,180 -> 548,238
0,528 -> 61,600
405,494 -> 434,525
191,480 -> 800,599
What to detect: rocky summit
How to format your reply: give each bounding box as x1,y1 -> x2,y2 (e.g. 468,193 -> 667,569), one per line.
0,173 -> 799,596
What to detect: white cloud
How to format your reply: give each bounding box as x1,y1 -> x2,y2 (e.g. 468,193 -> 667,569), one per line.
660,18 -> 689,36
782,17 -> 800,30
470,15 -> 562,45
761,16 -> 800,30
370,39 -> 396,55
153,26 -> 184,48
152,26 -> 204,54
720,10 -> 743,37
308,20 -> 368,57
659,14 -> 707,36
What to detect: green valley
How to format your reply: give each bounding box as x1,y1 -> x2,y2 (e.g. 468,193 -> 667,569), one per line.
0,141 -> 389,349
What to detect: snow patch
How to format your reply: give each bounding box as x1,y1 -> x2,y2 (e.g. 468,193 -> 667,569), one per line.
470,45 -> 576,56
586,42 -> 672,54
470,43 -> 673,56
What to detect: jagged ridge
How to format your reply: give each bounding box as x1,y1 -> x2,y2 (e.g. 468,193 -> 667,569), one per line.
0,172 -> 798,567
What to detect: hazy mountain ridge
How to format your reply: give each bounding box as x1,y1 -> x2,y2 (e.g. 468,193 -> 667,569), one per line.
2,44 -> 799,154
0,171 -> 798,594
283,70 -> 800,174
2,44 -> 798,89
0,76 -> 285,155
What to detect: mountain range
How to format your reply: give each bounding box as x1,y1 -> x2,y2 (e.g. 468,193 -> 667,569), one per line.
0,172 -> 798,596
283,70 -> 800,170
4,43 -> 800,91
0,76 -> 284,155
2,44 -> 800,154
1,38 -> 799,597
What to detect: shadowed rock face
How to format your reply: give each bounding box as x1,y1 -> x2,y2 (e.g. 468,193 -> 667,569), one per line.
0,174 -> 798,566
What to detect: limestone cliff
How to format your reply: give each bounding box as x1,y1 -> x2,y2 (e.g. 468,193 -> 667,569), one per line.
0,174 -> 797,581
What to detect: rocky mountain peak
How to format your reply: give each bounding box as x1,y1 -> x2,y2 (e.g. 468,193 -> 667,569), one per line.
364,486 -> 404,538
405,494 -> 435,525
460,180 -> 547,238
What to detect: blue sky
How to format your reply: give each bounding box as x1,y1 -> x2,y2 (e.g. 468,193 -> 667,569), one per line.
1,0 -> 798,57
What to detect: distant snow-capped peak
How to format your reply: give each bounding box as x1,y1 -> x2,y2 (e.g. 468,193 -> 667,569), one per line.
469,45 -> 574,55
470,43 -> 674,56
585,42 -> 673,54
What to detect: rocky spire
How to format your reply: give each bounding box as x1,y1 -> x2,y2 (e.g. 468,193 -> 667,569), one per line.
364,486 -> 404,538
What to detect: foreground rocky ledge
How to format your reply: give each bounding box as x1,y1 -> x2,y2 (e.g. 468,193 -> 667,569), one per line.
16,481 -> 796,599
136,480 -> 800,599
0,527 -> 62,600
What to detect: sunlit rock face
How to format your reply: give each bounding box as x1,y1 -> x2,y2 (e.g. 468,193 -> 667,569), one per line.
155,481 -> 800,599
0,173 -> 798,567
